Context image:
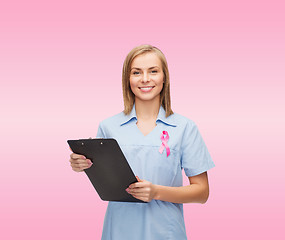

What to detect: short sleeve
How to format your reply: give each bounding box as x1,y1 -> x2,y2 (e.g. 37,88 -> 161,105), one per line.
181,120 -> 215,177
96,122 -> 106,138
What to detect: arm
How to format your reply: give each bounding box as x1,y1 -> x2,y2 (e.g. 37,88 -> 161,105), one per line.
127,172 -> 210,204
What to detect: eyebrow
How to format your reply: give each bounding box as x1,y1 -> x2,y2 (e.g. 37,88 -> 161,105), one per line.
131,66 -> 160,70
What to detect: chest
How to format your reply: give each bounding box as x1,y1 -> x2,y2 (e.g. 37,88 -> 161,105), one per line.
136,120 -> 157,136
105,119 -> 184,151
104,121 -> 185,184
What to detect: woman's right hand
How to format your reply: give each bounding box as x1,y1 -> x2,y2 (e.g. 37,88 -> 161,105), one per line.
69,153 -> 93,172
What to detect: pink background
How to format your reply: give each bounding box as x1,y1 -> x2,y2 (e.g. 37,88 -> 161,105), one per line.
1,0 -> 284,239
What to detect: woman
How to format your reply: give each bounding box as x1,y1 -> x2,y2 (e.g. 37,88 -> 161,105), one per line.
69,44 -> 215,239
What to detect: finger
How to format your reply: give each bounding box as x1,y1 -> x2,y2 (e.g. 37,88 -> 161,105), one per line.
69,158 -> 92,164
129,181 -> 147,189
70,153 -> 86,160
125,188 -> 149,201
128,189 -> 149,196
128,177 -> 143,188
71,154 -> 86,160
71,165 -> 84,172
131,192 -> 149,198
72,159 -> 92,166
136,176 -> 142,182
71,162 -> 89,168
71,163 -> 92,171
130,193 -> 149,202
129,194 -> 143,201
70,160 -> 92,169
129,185 -> 151,193
72,168 -> 83,172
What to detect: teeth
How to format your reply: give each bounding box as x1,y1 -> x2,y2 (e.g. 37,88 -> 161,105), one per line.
140,87 -> 153,89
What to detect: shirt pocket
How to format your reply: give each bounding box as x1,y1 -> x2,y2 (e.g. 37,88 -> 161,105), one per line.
120,144 -> 181,186
146,146 -> 181,186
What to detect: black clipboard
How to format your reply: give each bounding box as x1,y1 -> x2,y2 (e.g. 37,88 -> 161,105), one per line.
67,138 -> 145,203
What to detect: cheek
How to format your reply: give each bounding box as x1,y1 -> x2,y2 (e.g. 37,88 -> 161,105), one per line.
155,76 -> 164,88
129,78 -> 137,92
157,77 -> 164,93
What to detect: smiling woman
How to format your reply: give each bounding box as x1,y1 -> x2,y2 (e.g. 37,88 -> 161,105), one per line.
69,44 -> 215,240
129,52 -> 164,103
122,44 -> 173,117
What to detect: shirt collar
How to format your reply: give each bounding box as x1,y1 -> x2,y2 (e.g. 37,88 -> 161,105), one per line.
120,103 -> 177,127
120,104 -> 137,126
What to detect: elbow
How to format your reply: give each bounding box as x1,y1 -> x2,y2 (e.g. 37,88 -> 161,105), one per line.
200,194 -> 209,204
200,187 -> 210,204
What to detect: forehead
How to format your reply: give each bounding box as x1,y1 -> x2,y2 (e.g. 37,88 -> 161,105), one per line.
131,52 -> 162,68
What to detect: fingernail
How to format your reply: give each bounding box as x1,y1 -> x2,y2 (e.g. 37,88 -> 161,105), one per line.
87,160 -> 92,164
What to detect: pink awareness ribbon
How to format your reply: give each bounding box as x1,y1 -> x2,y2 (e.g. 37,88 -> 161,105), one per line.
159,131 -> 170,157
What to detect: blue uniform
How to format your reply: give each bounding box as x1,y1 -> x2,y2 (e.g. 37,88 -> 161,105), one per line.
96,104 -> 215,240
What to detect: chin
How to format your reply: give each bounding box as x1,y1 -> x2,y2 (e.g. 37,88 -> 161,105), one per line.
135,94 -> 160,102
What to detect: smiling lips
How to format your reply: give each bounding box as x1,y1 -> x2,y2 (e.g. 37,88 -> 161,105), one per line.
138,86 -> 154,92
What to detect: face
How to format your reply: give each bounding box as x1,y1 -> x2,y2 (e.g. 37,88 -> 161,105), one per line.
129,52 -> 164,104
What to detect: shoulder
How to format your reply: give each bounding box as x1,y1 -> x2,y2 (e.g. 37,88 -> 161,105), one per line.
171,111 -> 197,129
99,111 -> 126,129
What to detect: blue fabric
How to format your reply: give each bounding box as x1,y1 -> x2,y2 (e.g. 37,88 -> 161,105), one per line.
96,104 -> 215,240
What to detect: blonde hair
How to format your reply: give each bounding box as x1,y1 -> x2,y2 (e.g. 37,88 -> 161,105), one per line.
122,44 -> 173,117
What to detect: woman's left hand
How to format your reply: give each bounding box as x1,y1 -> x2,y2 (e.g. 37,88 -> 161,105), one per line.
126,176 -> 158,202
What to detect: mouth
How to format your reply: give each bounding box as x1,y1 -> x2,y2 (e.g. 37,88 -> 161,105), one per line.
138,86 -> 155,92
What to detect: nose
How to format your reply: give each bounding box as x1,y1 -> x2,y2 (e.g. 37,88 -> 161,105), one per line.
142,72 -> 149,83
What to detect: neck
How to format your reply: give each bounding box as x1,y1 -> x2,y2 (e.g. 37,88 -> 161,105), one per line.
134,97 -> 160,121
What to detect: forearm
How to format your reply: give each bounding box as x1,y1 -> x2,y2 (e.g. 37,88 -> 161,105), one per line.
153,183 -> 209,204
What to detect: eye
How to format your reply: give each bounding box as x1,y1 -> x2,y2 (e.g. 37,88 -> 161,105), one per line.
151,70 -> 158,73
132,71 -> 140,75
